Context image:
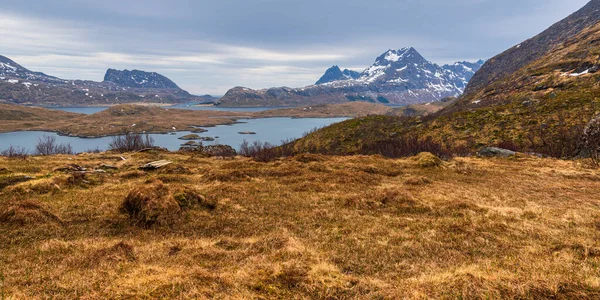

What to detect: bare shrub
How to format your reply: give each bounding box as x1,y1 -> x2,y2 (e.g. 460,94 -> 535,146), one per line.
363,135 -> 453,160
239,139 -> 296,162
109,133 -> 155,153
85,147 -> 103,154
583,113 -> 600,167
524,115 -> 584,158
239,140 -> 278,162
0,146 -> 29,159
35,135 -> 73,155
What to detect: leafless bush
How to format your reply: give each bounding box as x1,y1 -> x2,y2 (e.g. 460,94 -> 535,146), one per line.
583,113 -> 600,167
109,133 -> 155,153
35,135 -> 73,155
239,139 -> 296,162
524,117 -> 584,158
1,146 -> 29,159
85,147 -> 103,154
239,140 -> 278,162
363,135 -> 453,159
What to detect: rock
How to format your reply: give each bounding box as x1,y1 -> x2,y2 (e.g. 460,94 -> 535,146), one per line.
203,145 -> 237,157
54,164 -> 87,172
477,147 -> 516,158
98,164 -> 118,170
181,141 -> 199,146
238,131 -> 257,135
190,128 -> 208,133
139,160 -> 173,170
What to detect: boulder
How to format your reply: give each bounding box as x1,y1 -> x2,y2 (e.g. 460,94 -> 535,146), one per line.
203,145 -> 237,157
478,147 -> 516,158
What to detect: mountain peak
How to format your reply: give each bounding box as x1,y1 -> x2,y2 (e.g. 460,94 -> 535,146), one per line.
316,65 -> 360,85
0,54 -> 59,82
103,69 -> 180,89
375,47 -> 425,65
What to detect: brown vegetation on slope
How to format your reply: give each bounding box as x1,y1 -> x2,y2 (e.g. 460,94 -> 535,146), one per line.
1,152 -> 600,298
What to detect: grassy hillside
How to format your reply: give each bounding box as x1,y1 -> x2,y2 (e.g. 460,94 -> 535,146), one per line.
1,152 -> 600,298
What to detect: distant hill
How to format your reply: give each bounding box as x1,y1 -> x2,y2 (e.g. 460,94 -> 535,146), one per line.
0,56 -> 214,107
291,0 -> 600,157
217,48 -> 483,107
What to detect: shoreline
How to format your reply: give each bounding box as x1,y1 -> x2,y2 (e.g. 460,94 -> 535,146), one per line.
0,102 -> 387,138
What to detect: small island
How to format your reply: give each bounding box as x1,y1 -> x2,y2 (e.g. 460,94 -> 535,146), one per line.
178,134 -> 202,140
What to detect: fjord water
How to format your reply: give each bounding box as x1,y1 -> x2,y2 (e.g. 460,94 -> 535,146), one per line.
0,117 -> 347,153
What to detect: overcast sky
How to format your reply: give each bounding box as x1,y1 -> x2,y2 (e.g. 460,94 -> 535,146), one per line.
0,0 -> 589,95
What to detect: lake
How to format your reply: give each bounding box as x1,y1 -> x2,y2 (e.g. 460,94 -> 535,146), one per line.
0,117 -> 348,154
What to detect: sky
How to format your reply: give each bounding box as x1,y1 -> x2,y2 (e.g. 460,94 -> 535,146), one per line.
0,0 -> 590,95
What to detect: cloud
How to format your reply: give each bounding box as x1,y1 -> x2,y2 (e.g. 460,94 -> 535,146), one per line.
0,0 -> 591,94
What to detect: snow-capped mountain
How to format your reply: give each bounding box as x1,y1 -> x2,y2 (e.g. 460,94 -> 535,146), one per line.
319,48 -> 483,94
0,54 -> 212,107
316,66 -> 361,84
217,48 -> 484,107
0,55 -> 63,83
104,69 -> 180,89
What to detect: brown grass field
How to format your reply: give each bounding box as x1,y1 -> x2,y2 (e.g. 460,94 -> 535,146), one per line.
1,152 -> 600,299
0,102 -> 393,137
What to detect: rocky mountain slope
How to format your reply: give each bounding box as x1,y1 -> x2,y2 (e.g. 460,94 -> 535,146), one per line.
463,0 -> 600,96
217,48 -> 483,107
0,55 -> 62,84
291,0 -> 600,156
104,69 -> 180,89
0,56 -> 212,107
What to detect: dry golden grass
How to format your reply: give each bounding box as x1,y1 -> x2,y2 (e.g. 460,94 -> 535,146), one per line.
1,152 -> 600,298
255,102 -> 394,118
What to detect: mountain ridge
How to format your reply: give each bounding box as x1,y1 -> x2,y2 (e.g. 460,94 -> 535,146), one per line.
0,55 -> 213,107
464,0 -> 600,96
217,48 -> 483,107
